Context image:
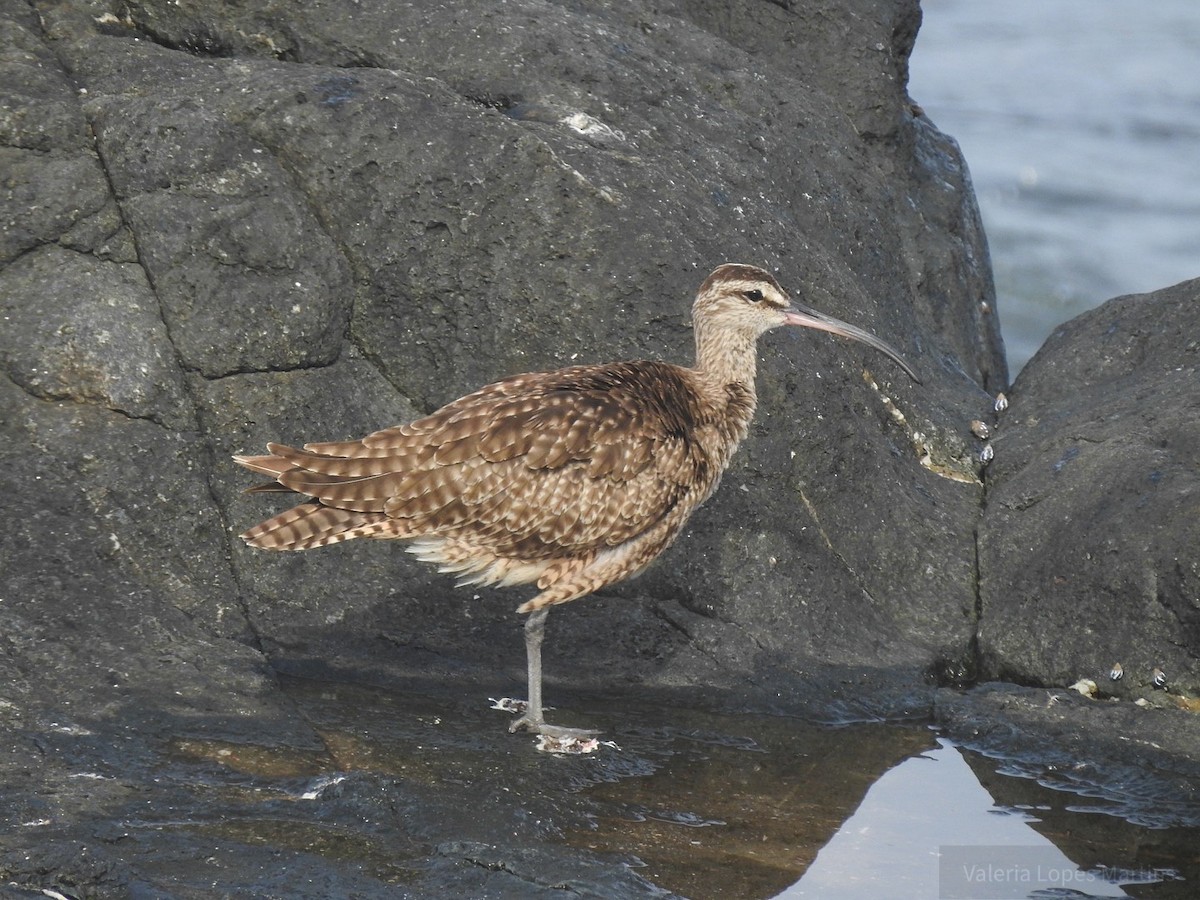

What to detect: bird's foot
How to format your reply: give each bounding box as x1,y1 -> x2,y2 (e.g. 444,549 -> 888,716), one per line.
512,718 -> 606,754
508,716 -> 601,740
493,698 -> 600,738
493,693 -> 602,749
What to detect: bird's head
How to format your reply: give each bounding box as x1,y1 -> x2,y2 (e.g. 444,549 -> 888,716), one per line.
693,263 -> 920,383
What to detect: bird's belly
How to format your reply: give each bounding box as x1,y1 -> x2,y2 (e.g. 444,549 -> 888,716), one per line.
404,535 -> 556,589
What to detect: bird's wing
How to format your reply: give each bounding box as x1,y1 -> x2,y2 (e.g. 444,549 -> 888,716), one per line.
269,362 -> 712,554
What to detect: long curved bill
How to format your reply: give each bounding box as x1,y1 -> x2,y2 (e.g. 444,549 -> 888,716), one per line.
784,303 -> 920,383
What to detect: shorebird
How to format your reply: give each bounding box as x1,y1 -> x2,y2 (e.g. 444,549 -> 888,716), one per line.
236,264 -> 918,738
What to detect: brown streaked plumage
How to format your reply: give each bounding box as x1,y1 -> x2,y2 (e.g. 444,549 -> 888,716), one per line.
236,263 -> 919,739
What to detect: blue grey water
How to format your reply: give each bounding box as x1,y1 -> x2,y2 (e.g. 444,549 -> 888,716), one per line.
908,0 -> 1200,375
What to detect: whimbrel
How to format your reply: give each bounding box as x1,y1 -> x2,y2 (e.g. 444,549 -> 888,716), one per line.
235,264 -> 918,738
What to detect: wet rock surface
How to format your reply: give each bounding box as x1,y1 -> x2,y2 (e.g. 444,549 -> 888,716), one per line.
1,0 -> 1198,896
938,683 -> 1200,830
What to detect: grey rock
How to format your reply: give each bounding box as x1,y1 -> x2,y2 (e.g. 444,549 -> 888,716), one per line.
0,149 -> 121,264
978,277 -> 1200,694
28,0 -> 997,683
937,683 -> 1200,829
0,377 -> 244,639
0,245 -> 191,427
0,5 -> 133,265
80,47 -> 354,376
2,0 -> 1196,895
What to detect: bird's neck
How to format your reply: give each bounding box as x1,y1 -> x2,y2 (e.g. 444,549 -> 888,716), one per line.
693,319 -> 760,399
690,322 -> 760,463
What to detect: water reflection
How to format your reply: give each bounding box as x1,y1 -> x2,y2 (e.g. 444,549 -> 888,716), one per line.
563,709 -> 1193,899
786,739 -> 1129,898
571,721 -> 934,899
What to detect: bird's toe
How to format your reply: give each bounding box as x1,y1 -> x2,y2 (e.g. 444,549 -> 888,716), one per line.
509,716 -> 601,739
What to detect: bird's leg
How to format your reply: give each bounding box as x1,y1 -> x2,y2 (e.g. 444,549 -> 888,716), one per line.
509,607 -> 600,738
511,608 -> 548,732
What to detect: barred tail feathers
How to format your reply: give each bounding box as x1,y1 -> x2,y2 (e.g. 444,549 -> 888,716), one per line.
233,453 -> 294,478
239,502 -> 394,550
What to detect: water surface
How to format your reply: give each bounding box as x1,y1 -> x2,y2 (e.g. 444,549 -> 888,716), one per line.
166,678 -> 1198,898
910,0 -> 1200,373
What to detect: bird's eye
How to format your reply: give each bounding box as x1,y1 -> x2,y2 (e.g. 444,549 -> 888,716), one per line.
743,289 -> 764,303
